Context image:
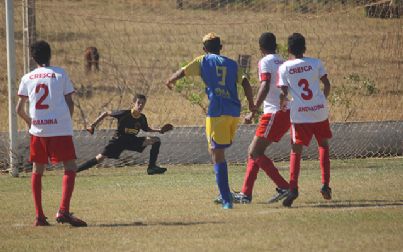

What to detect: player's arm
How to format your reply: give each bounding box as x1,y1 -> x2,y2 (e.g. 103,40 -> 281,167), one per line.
320,75 -> 331,99
279,86 -> 288,112
16,96 -> 31,128
255,75 -> 271,109
165,69 -> 185,90
144,126 -> 161,133
86,111 -> 112,134
165,56 -> 203,90
277,64 -> 289,112
90,111 -> 111,128
65,93 -> 74,117
241,77 -> 256,113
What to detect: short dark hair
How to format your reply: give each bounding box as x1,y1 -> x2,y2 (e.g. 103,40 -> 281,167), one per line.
30,40 -> 51,65
259,32 -> 276,52
133,94 -> 147,102
204,37 -> 221,53
288,33 -> 306,56
202,33 -> 221,53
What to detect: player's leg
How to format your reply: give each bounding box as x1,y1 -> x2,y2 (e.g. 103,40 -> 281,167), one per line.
283,123 -> 312,207
315,119 -> 333,200
47,136 -> 86,227
141,136 -> 167,175
318,138 -> 332,200
77,138 -> 123,173
248,111 -> 290,203
56,159 -> 87,227
32,162 -> 49,226
29,135 -> 50,226
207,116 -> 238,209
237,140 -> 260,203
77,153 -> 105,172
211,148 -> 232,209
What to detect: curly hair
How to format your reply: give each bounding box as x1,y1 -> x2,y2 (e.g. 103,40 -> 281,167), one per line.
30,40 -> 51,66
288,33 -> 306,56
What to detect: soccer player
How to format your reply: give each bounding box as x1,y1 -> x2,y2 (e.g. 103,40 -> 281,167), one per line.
77,94 -> 172,175
232,32 -> 290,204
277,33 -> 332,207
16,40 -> 87,227
165,32 -> 255,209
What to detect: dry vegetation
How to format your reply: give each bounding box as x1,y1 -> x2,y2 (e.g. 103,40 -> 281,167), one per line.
0,0 -> 402,132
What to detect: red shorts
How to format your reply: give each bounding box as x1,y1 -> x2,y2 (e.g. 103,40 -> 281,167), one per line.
291,119 -> 332,146
30,135 -> 77,164
255,110 -> 291,142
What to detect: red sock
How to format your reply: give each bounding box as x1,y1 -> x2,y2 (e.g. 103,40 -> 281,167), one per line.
241,158 -> 259,197
319,146 -> 330,186
289,152 -> 301,190
32,172 -> 45,218
59,170 -> 76,213
256,155 -> 289,189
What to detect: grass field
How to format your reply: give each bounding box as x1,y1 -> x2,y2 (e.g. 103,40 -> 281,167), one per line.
1,157 -> 402,251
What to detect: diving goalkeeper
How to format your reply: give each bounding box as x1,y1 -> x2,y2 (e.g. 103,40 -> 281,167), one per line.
77,94 -> 173,175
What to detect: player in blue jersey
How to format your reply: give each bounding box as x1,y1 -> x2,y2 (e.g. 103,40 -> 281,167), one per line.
165,32 -> 255,209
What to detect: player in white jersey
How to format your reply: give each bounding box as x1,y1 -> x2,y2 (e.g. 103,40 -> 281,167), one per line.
277,33 -> 332,207
16,40 -> 86,227
229,33 -> 290,204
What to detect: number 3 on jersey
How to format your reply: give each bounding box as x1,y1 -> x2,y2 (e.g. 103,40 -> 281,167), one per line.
35,83 -> 49,110
298,79 -> 313,100
216,66 -> 227,86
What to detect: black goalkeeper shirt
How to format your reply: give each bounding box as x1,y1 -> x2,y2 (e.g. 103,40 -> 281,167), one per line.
110,110 -> 149,139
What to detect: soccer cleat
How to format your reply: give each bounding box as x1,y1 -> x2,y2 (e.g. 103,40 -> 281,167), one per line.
222,201 -> 233,209
233,192 -> 252,204
282,188 -> 299,207
267,188 -> 289,204
147,165 -> 167,175
320,185 -> 332,200
214,194 -> 223,204
56,211 -> 87,227
34,216 -> 50,227
213,192 -> 236,204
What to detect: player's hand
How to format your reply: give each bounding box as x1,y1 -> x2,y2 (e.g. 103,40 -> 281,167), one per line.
249,103 -> 257,113
26,118 -> 32,128
160,123 -> 174,134
86,125 -> 95,135
165,79 -> 175,90
244,112 -> 255,124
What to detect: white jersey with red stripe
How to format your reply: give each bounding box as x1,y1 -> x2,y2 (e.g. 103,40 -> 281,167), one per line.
277,57 -> 329,123
18,66 -> 75,137
258,54 -> 285,114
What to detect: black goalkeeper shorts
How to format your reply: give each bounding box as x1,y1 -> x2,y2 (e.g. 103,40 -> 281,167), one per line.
102,136 -> 147,159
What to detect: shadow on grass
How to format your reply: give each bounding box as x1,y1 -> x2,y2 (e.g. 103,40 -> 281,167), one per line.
94,220 -> 224,228
301,199 -> 403,209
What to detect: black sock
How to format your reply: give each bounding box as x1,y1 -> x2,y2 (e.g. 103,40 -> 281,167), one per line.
77,158 -> 98,173
148,141 -> 161,168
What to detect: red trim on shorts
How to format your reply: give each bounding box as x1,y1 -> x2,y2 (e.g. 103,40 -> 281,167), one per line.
255,110 -> 290,142
30,135 -> 76,164
291,119 -> 332,146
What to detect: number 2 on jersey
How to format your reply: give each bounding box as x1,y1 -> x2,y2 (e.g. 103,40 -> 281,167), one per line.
298,79 -> 313,100
35,83 -> 49,110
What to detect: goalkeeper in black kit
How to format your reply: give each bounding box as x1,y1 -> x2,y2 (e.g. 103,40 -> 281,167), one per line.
77,94 -> 173,175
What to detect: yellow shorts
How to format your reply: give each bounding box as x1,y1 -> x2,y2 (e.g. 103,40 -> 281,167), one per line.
206,116 -> 239,149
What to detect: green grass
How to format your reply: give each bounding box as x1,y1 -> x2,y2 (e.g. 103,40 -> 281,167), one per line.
1,157 -> 403,251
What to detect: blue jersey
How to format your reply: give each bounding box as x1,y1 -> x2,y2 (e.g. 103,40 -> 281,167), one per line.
183,54 -> 242,117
